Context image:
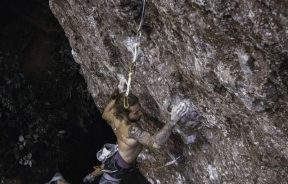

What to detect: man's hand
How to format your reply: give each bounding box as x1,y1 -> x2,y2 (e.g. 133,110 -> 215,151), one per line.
170,101 -> 189,125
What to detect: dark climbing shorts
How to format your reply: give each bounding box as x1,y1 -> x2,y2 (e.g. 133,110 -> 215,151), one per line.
99,152 -> 134,184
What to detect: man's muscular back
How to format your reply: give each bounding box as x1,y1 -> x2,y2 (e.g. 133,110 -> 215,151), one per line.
102,91 -> 189,164
102,99 -> 142,163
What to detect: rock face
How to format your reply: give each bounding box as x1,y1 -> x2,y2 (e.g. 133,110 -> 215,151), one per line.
49,0 -> 288,183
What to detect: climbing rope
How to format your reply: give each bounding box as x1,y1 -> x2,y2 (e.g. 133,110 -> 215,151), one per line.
124,0 -> 146,109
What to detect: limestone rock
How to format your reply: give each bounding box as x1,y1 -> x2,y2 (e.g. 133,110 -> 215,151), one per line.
49,0 -> 288,183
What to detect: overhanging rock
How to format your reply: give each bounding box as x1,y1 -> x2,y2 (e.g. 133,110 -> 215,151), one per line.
49,0 -> 288,183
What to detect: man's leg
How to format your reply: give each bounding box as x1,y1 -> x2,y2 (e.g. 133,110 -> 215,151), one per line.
99,173 -> 121,184
99,152 -> 134,184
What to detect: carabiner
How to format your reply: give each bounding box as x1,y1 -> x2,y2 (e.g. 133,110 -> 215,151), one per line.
124,95 -> 129,109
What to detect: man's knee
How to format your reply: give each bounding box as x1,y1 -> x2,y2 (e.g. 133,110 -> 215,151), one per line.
99,173 -> 121,184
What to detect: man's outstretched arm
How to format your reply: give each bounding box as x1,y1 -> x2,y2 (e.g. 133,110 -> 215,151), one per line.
128,102 -> 189,149
128,123 -> 174,149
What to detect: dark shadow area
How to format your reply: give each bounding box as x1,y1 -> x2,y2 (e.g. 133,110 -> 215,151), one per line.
0,0 -> 149,183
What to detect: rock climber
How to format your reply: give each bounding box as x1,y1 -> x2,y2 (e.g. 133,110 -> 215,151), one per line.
84,89 -> 189,184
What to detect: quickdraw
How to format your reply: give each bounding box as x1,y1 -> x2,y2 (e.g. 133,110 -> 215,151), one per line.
124,0 -> 146,109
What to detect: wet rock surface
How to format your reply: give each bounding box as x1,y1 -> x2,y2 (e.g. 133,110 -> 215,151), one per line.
50,0 -> 288,183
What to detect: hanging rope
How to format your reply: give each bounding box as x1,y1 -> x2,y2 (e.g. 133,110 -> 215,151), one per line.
124,0 -> 146,109
137,0 -> 146,34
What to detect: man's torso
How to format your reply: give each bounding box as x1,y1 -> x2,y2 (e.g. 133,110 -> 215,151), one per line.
107,108 -> 143,163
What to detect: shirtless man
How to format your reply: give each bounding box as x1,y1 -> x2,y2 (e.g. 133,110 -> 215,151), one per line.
96,90 -> 188,184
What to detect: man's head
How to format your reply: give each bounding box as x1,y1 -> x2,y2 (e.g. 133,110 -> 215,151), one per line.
112,89 -> 142,122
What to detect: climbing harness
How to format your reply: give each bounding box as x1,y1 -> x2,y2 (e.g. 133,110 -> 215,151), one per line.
124,0 -> 146,109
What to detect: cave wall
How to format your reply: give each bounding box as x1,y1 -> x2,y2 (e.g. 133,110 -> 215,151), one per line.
49,0 -> 288,183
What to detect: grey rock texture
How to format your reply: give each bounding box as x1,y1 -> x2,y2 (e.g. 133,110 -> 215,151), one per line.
49,0 -> 288,183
